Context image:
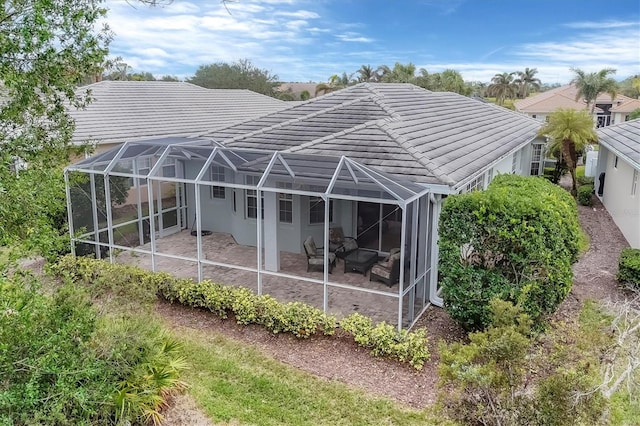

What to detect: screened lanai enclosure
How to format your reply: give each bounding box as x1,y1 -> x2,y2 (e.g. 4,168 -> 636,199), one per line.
65,137 -> 440,329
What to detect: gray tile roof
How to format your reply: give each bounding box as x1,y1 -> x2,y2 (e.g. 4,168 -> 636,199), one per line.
597,118 -> 640,170
70,81 -> 288,146
203,83 -> 543,187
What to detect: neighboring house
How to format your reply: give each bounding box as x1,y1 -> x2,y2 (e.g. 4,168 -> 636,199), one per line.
595,118 -> 640,248
66,83 -> 545,328
515,84 -> 640,127
70,80 -> 289,154
276,82 -> 319,100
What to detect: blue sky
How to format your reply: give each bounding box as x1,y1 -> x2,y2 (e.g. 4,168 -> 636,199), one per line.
104,0 -> 640,84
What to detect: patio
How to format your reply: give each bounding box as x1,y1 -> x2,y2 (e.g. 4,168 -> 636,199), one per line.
115,229 -> 419,325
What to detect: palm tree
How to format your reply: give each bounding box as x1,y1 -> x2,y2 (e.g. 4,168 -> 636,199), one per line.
571,68 -> 618,113
356,64 -> 376,82
315,74 -> 343,96
375,64 -> 391,82
514,67 -> 541,98
487,72 -> 517,106
538,109 -> 597,194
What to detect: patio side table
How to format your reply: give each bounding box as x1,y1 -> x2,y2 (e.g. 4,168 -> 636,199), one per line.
343,249 -> 378,275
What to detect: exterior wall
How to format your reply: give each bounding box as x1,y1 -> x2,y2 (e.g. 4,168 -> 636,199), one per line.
492,154 -> 514,176
600,147 -> 640,248
520,112 -> 547,123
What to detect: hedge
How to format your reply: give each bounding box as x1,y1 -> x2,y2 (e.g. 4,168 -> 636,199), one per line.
617,248 -> 640,288
51,255 -> 430,369
438,175 -> 582,330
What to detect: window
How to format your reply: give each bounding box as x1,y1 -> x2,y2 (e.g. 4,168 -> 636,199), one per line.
162,158 -> 176,177
210,166 -> 226,199
245,175 -> 263,219
464,174 -> 485,192
277,182 -> 293,223
309,196 -> 333,224
512,150 -> 521,174
614,156 -> 619,169
530,144 -> 543,176
633,170 -> 638,196
532,114 -> 537,119
487,168 -> 493,184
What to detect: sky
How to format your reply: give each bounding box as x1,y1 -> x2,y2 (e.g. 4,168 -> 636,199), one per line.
104,0 -> 640,84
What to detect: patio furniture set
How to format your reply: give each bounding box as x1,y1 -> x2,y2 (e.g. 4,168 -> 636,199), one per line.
303,227 -> 402,287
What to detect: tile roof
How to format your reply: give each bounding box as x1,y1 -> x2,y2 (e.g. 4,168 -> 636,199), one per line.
69,81 -> 288,146
203,83 -> 542,187
597,118 -> 640,170
515,84 -> 633,113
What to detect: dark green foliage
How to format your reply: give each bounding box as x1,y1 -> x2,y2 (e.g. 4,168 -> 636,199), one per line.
576,175 -> 595,186
617,248 -> 640,287
438,300 -> 607,426
438,174 -> 581,330
188,58 -> 280,97
577,184 -> 594,206
0,272 -> 187,425
52,255 -> 430,368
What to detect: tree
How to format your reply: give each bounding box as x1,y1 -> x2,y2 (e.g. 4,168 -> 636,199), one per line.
299,90 -> 310,101
188,59 -> 279,97
538,108 -> 598,194
160,75 -> 180,82
619,75 -> 640,99
486,72 -> 517,106
315,74 -> 344,96
0,0 -> 110,255
629,108 -> 640,120
514,67 -> 541,98
429,69 -> 470,95
356,64 -> 377,82
571,68 -> 618,114
380,62 -> 416,83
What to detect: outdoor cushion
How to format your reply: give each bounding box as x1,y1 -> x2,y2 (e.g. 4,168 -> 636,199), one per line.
371,264 -> 391,279
304,236 -> 318,256
308,253 -> 336,264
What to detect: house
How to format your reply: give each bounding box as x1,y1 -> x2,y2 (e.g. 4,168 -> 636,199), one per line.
70,80 -> 289,154
515,84 -> 640,127
65,83 -> 545,328
595,118 -> 640,248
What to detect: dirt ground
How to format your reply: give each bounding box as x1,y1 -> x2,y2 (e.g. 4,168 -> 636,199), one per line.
157,194 -> 630,424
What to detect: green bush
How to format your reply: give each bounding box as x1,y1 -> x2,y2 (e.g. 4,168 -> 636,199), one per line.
577,175 -> 594,186
0,274 -> 186,425
438,300 -> 606,425
438,175 -> 581,330
53,256 -> 429,368
341,313 -> 430,369
617,248 -> 640,288
577,184 -> 594,206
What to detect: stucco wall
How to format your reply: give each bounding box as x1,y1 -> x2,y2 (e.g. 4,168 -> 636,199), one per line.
600,146 -> 640,248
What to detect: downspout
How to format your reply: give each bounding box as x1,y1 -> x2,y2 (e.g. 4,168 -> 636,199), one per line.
429,193 -> 443,307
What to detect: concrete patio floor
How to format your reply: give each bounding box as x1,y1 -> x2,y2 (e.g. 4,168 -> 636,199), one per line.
114,230 -> 425,325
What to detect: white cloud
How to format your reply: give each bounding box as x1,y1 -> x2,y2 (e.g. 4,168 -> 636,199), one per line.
564,20 -> 637,29
275,10 -> 320,19
336,32 -> 374,43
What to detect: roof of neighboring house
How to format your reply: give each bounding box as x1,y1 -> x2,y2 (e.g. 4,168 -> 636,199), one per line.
514,84 -> 634,113
203,83 -> 543,187
611,97 -> 640,113
69,81 -> 288,146
597,118 -> 640,170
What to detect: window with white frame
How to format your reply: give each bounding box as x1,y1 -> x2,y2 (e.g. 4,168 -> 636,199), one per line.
530,144 -> 543,176
464,174 -> 485,192
309,196 -> 333,224
512,150 -> 521,174
633,169 -> 638,196
277,182 -> 293,223
210,166 -> 226,199
245,175 -> 263,219
162,157 -> 176,177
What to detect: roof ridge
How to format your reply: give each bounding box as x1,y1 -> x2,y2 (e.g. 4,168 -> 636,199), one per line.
218,92 -> 377,144
375,121 -> 456,185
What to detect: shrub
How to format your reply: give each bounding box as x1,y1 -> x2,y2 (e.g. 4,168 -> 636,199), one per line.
577,175 -> 594,186
0,274 -> 186,425
439,175 -> 581,330
577,184 -> 594,206
438,300 -> 606,426
617,248 -> 640,288
341,313 -> 429,369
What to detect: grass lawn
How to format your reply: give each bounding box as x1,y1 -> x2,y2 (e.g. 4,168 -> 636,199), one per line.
176,327 -> 438,426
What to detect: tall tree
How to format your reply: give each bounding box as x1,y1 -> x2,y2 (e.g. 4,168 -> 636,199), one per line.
487,72 -> 517,106
514,67 -> 541,99
188,59 -> 279,96
571,68 -> 618,114
356,64 -> 377,82
538,109 -> 597,194
381,62 -> 417,83
0,0 -> 109,253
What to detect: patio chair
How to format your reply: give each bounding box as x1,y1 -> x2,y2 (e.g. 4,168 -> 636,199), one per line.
303,236 -> 336,273
328,226 -> 359,258
370,248 -> 401,286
